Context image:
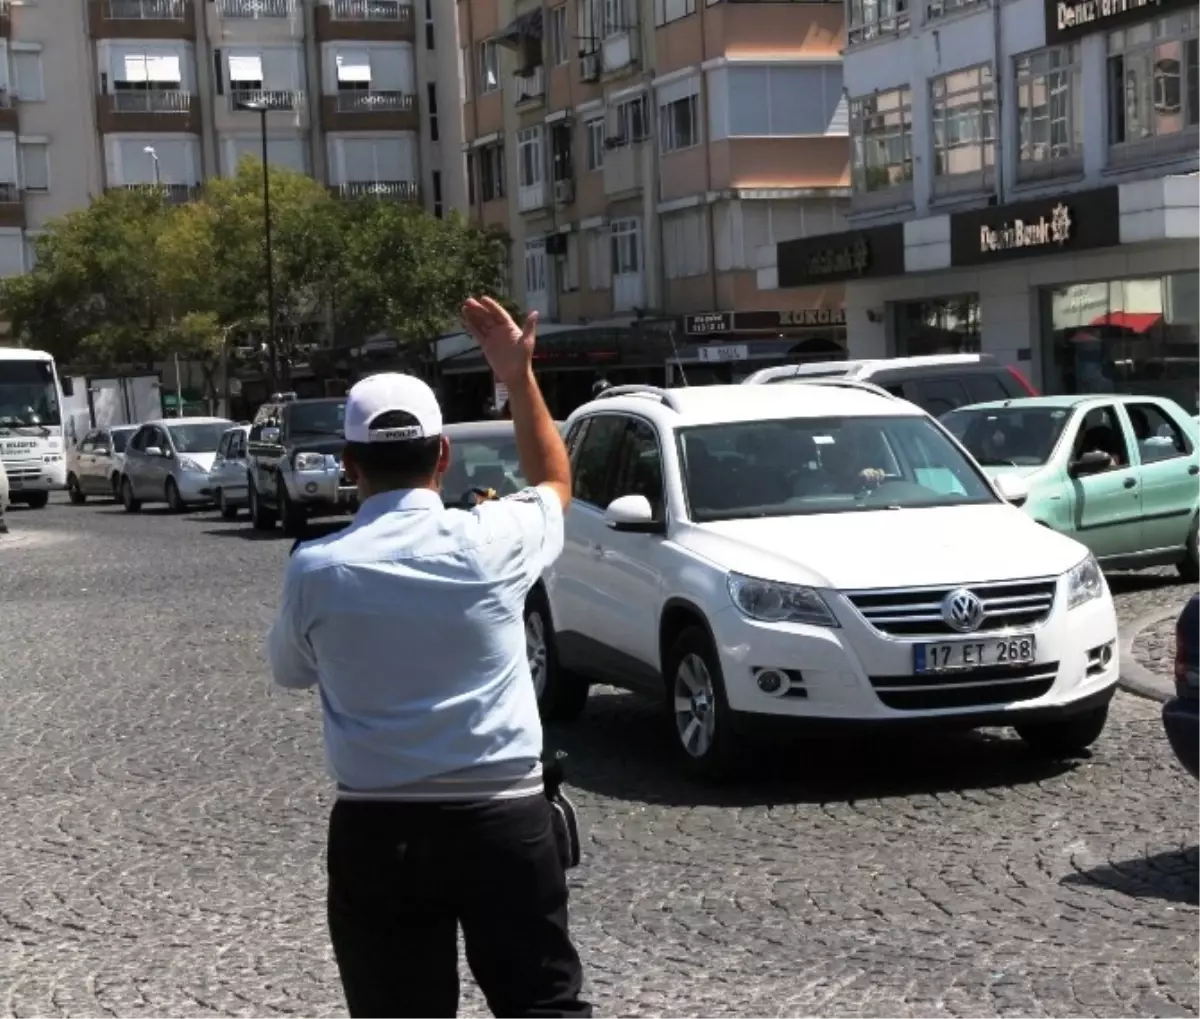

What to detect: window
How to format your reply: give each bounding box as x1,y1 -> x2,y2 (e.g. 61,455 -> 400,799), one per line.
459,45 -> 469,100
117,52 -> 184,91
849,86 -> 913,196
478,40 -> 500,95
19,143 -> 49,193
424,0 -> 434,49
1126,402 -> 1191,462
550,122 -> 573,181
559,232 -> 580,292
1014,44 -> 1082,180
432,169 -> 443,218
518,126 -> 545,187
1107,10 -> 1198,163
662,208 -> 708,280
930,64 -> 995,194
610,217 -> 640,275
585,117 -> 605,169
655,0 -> 695,25
611,93 -> 649,145
524,238 -> 547,295
335,50 -> 371,92
427,81 -> 439,140
477,143 -> 505,201
926,0 -> 983,20
601,0 -> 628,36
912,378 -> 972,416
847,0 -> 909,47
550,6 -> 570,65
11,50 -> 44,101
659,94 -> 699,152
1073,406 -> 1131,469
720,65 -> 845,138
610,419 -> 664,519
571,415 -> 626,506
586,228 -> 611,289
894,295 -> 981,357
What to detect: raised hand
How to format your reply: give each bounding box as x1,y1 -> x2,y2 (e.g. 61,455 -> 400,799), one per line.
461,297 -> 538,385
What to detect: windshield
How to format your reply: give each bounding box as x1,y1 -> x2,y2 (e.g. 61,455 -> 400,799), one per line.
679,415 -> 997,522
0,359 -> 61,429
941,406 -> 1071,467
441,436 -> 527,507
287,400 -> 346,437
167,422 -> 233,454
111,429 -> 134,453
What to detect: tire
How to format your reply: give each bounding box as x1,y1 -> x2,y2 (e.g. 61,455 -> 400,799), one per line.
67,474 -> 86,505
665,625 -> 743,781
249,481 -> 276,531
165,478 -> 185,513
1015,703 -> 1109,757
277,479 -> 305,538
1178,516 -> 1198,582
525,591 -> 589,723
24,491 -> 48,509
121,477 -> 141,513
110,473 -> 122,500
218,488 -> 239,521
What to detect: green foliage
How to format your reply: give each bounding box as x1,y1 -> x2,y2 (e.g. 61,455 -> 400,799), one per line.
0,158 -> 511,375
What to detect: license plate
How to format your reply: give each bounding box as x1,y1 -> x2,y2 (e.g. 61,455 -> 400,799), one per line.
915,635 -> 1036,673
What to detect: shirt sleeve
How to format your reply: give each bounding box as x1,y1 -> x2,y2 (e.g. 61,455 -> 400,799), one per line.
267,559 -> 319,690
483,484 -> 566,584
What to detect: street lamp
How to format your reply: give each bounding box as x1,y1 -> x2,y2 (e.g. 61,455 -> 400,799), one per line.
238,98 -> 279,392
143,145 -> 160,186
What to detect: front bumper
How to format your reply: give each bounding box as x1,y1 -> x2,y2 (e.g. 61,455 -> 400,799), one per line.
4,460 -> 65,492
176,471 -> 216,503
282,467 -> 357,512
709,576 -> 1120,726
1162,697 -> 1199,778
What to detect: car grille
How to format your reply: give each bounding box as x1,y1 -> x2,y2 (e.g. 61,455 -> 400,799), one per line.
845,578 -> 1058,638
2,457 -> 42,480
870,661 -> 1059,711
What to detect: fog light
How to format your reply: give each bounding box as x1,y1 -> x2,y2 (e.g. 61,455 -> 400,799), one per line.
755,668 -> 789,696
305,482 -> 318,495
1098,643 -> 1113,667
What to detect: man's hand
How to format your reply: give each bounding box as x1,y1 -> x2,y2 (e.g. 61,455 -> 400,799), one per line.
462,296 -> 538,385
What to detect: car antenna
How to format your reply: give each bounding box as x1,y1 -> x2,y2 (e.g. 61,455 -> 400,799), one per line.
666,323 -> 690,387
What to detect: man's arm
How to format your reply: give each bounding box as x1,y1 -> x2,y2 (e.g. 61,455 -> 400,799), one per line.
267,566 -> 319,690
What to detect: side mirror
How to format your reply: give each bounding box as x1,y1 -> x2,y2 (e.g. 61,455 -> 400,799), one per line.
61,377 -> 75,398
993,473 -> 1030,506
261,427 -> 281,444
604,494 -> 663,533
1068,450 -> 1111,478
144,445 -> 162,458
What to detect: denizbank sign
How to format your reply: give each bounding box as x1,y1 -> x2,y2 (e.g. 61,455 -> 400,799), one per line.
950,187 -> 1120,268
1045,0 -> 1191,42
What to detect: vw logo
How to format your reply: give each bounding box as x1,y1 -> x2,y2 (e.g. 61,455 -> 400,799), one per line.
941,588 -> 985,633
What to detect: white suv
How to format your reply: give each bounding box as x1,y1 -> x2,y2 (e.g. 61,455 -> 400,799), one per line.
527,381 -> 1120,779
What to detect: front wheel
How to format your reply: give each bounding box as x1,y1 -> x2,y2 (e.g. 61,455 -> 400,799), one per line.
249,481 -> 276,531
67,474 -> 86,505
165,478 -> 185,513
666,626 -> 742,781
218,488 -> 239,521
24,491 -> 48,509
525,592 -> 589,723
1178,517 -> 1198,582
277,480 -> 305,538
121,477 -> 141,513
1015,703 -> 1109,757
111,473 -> 122,500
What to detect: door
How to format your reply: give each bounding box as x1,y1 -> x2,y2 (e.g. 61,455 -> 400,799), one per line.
136,426 -> 170,498
1121,400 -> 1199,551
84,431 -> 112,493
211,431 -> 231,491
74,431 -> 98,491
549,414 -> 628,673
1067,405 -> 1143,558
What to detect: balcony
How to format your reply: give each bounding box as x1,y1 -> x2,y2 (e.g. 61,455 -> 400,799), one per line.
0,90 -> 16,133
217,0 -> 295,16
0,1 -> 10,38
88,0 -> 196,38
96,90 -> 201,133
229,88 -> 304,112
321,90 -> 418,131
518,180 -> 547,214
601,27 -> 640,76
112,183 -> 201,204
0,182 -> 24,229
603,140 -> 645,198
334,180 -> 419,200
315,0 -> 414,41
514,66 -> 545,108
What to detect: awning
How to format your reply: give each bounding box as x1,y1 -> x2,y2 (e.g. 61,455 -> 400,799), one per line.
228,54 -> 263,83
495,7 -> 543,46
1088,311 -> 1163,333
146,54 -> 181,82
336,51 -> 372,83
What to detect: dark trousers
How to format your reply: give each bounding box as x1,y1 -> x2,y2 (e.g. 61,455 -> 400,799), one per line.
327,795 -> 592,1019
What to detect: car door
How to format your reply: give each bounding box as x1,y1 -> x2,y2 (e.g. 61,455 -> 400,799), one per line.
1120,400 -> 1199,552
138,426 -> 170,498
547,414 -> 628,677
87,431 -> 115,494
1066,404 -> 1143,558
123,427 -> 149,496
74,431 -> 97,491
211,431 -> 231,489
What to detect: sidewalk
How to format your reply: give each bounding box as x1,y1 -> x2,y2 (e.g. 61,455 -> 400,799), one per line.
1120,605 -> 1181,702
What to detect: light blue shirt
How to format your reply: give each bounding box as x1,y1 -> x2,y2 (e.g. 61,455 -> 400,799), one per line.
267,486 -> 564,798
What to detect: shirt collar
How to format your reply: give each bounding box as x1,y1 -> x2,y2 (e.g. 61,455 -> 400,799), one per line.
357,487 -> 443,521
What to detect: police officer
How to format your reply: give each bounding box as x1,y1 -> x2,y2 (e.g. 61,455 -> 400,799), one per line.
267,297 -> 588,1019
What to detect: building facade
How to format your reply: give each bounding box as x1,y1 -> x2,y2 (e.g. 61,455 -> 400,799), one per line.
757,0 -> 1199,412
445,0 -> 853,414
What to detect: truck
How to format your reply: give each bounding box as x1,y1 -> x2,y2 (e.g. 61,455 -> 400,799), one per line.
0,347 -> 70,508
61,373 -> 163,447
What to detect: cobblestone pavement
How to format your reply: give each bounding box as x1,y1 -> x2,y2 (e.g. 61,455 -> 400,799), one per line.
0,498 -> 1196,1019
1134,618 -> 1183,680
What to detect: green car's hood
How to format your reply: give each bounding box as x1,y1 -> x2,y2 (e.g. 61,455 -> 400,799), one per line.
978,465 -> 1047,483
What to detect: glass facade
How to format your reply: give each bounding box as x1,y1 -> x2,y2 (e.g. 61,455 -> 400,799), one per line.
893,294 -> 982,356
1044,271 -> 1199,413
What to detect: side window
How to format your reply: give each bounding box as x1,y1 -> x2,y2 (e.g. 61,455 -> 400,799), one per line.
235,432 -> 247,458
911,377 -> 972,416
964,372 -> 1012,404
609,419 -> 665,519
218,433 -> 231,458
571,415 -> 627,507
79,431 -> 97,453
1073,406 -> 1130,469
564,419 -> 589,456
129,428 -> 146,452
1125,402 -> 1190,464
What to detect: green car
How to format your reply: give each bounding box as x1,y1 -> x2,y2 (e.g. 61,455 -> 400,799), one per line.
942,395 -> 1200,580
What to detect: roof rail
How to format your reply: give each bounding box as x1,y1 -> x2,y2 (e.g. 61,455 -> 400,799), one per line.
770,377 -> 900,400
742,365 -> 813,385
593,384 -> 683,411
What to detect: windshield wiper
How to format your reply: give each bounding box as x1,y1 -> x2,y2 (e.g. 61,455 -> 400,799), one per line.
974,456 -> 1018,467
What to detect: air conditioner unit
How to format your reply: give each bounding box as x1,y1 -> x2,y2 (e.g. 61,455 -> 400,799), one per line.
604,134 -> 626,150
580,52 -> 600,81
553,179 -> 574,206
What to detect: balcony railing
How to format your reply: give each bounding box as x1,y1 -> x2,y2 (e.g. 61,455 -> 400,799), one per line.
118,183 -> 200,204
514,66 -> 545,105
109,89 -> 193,113
106,0 -> 186,18
0,182 -> 21,203
330,0 -> 410,21
218,0 -> 294,15
338,180 -> 419,199
230,88 -> 303,111
335,90 -> 413,113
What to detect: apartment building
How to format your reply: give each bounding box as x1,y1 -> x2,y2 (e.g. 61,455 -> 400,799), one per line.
757,0 -> 1199,412
0,0 -> 467,281
444,0 -> 851,411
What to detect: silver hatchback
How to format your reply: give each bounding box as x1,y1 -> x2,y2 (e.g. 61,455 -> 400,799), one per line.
120,417 -> 234,513
208,424 -> 251,519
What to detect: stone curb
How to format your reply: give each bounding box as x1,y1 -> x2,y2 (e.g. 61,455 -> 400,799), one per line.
1118,604 -> 1180,704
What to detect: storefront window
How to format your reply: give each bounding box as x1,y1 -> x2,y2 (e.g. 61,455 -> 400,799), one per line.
1044,272 -> 1199,413
893,295 -> 981,356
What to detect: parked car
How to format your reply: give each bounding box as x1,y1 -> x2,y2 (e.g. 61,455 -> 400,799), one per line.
1163,595 -> 1199,778
742,354 -> 1038,415
0,456 -> 8,531
208,424 -> 252,519
66,424 -> 138,503
941,395 -> 1200,580
119,417 -> 235,512
527,381 -> 1119,778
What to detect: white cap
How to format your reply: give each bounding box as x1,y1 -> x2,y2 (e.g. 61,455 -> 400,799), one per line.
343,373 -> 443,443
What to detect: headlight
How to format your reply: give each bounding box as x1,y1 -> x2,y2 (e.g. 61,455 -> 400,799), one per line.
727,572 -> 839,627
1066,554 -> 1104,610
177,456 -> 204,473
293,452 -> 328,471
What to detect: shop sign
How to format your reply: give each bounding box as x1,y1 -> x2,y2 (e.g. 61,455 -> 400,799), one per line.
777,223 -> 906,288
683,312 -> 732,335
699,344 -> 749,363
683,308 -> 847,335
1045,0 -> 1192,43
949,187 -> 1120,268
